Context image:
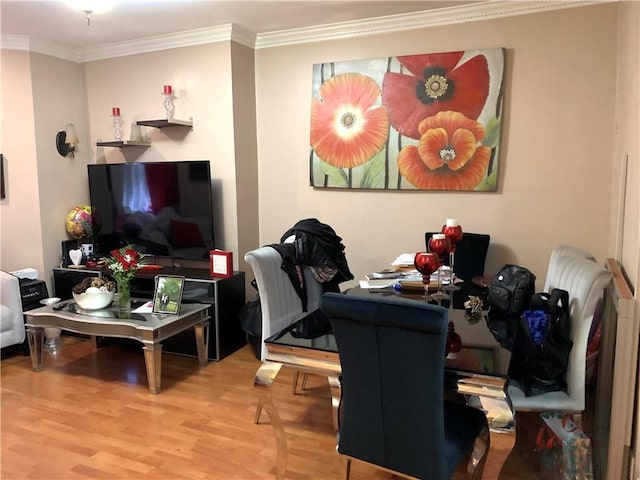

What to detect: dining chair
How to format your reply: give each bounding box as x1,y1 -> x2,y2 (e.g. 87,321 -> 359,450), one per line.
321,292 -> 489,480
244,246 -> 324,362
425,231 -> 490,282
508,250 -> 612,428
542,245 -> 595,292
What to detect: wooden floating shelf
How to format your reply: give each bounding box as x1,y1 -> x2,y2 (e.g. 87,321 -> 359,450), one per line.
96,141 -> 151,148
136,119 -> 193,128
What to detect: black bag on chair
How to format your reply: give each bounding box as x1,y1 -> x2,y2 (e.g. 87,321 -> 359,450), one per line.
509,288 -> 573,396
486,264 -> 536,350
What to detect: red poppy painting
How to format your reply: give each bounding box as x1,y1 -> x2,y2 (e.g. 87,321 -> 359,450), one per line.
309,48 -> 504,191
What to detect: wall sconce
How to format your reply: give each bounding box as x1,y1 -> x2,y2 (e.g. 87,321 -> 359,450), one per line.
56,123 -> 79,158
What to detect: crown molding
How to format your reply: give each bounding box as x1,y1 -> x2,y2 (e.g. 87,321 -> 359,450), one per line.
0,0 -> 608,62
81,24 -> 236,62
0,34 -> 82,62
254,0 -> 606,49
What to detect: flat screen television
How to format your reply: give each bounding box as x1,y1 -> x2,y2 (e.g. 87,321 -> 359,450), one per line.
87,161 -> 215,261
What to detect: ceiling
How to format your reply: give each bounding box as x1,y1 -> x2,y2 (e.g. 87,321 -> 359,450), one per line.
0,1 -> 485,49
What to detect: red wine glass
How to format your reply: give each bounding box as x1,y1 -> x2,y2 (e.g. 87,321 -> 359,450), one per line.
442,219 -> 463,287
414,252 -> 440,301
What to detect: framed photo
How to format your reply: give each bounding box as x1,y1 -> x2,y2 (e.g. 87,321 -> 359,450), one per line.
152,275 -> 185,315
210,249 -> 233,277
445,346 -> 496,374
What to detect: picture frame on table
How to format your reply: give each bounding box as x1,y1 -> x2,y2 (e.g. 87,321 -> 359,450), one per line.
445,345 -> 496,374
210,249 -> 233,277
152,275 -> 185,315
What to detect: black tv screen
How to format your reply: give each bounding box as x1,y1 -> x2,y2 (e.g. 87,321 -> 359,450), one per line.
88,161 -> 215,261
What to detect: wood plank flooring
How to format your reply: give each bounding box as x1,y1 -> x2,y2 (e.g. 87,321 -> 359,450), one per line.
1,337 -> 543,479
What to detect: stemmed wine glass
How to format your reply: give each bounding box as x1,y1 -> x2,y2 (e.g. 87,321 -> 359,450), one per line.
428,233 -> 451,300
442,218 -> 463,289
413,252 -> 440,302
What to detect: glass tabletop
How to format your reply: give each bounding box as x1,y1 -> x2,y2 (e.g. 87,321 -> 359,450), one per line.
265,285 -> 509,376
28,299 -> 210,330
50,299 -> 151,321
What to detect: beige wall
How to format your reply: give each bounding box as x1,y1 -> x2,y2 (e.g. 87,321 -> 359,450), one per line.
610,0 -> 639,291
0,50 -> 43,276
31,53 -> 92,291
253,3 -> 618,290
230,42 -> 259,271
84,43 -> 241,259
1,51 -> 90,292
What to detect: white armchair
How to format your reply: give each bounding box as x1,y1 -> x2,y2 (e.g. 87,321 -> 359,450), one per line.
508,247 -> 612,419
542,245 -> 595,292
1,271 -> 25,349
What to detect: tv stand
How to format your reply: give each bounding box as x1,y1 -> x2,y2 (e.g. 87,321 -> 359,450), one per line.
52,267 -> 246,361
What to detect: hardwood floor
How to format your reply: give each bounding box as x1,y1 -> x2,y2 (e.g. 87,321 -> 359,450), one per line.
1,337 -> 543,479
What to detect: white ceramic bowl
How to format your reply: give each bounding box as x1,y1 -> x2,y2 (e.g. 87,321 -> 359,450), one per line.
73,290 -> 115,310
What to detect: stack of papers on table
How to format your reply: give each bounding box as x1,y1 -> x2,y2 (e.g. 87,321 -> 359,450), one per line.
391,253 -> 417,268
359,279 -> 396,289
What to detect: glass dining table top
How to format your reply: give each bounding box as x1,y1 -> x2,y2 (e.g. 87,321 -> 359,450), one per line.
264,284 -> 510,377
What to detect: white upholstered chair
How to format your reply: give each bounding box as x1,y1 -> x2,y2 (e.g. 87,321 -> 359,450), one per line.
244,246 -> 324,362
542,245 -> 595,292
508,248 -> 611,422
1,271 -> 25,349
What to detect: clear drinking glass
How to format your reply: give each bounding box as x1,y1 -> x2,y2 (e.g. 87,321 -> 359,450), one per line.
442,219 -> 463,289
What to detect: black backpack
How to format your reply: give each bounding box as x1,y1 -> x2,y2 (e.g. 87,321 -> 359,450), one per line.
508,288 -> 573,396
486,264 -> 536,350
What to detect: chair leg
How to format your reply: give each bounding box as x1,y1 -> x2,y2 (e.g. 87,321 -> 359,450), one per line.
292,371 -> 311,394
254,400 -> 264,424
292,370 -> 301,394
344,457 -> 351,480
468,426 -> 490,479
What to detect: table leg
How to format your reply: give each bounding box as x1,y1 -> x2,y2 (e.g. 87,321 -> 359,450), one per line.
481,428 -> 516,479
328,375 -> 341,432
254,361 -> 287,480
26,326 -> 45,371
194,321 -> 209,367
455,376 -> 516,479
471,394 -> 516,479
143,344 -> 162,394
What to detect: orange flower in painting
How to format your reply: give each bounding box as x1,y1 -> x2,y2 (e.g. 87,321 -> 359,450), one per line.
311,73 -> 389,168
398,111 -> 491,191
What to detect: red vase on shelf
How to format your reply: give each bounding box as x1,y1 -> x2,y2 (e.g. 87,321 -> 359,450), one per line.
446,321 -> 462,359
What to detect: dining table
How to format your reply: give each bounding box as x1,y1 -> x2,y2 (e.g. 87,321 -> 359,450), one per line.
253,283 -> 516,480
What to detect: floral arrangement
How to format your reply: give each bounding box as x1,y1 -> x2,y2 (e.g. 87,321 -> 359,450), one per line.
105,245 -> 147,308
105,245 -> 147,283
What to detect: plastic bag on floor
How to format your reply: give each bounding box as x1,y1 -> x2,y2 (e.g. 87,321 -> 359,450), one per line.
536,412 -> 593,479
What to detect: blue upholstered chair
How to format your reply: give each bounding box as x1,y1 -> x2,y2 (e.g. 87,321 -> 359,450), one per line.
321,292 -> 489,480
425,232 -> 490,282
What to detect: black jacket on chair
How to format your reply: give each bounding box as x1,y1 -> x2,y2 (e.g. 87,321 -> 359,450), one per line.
269,218 -> 353,311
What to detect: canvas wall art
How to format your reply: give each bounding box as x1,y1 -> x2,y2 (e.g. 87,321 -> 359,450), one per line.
309,48 -> 504,191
